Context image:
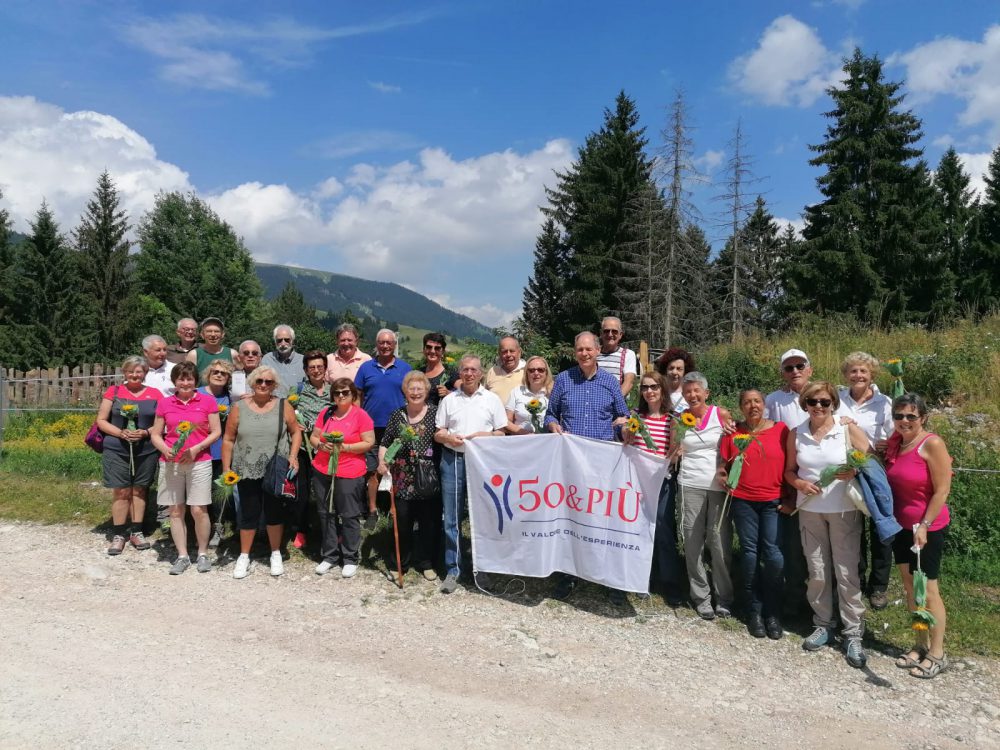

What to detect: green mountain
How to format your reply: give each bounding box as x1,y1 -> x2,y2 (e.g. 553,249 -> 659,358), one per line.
255,262 -> 495,343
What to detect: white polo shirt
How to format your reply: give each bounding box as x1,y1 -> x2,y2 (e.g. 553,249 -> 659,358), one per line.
765,388 -> 806,429
435,385 -> 507,453
837,385 -> 894,443
143,361 -> 176,397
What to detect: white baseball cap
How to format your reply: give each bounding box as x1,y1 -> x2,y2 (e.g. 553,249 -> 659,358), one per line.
780,348 -> 810,366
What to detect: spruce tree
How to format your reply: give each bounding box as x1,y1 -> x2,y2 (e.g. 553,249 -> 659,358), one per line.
520,218 -> 569,343
74,171 -> 133,361
932,148 -> 974,317
795,49 -> 927,325
968,145 -> 1000,312
0,189 -> 14,320
615,182 -> 669,347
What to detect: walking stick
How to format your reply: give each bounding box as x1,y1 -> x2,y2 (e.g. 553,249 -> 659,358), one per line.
389,483 -> 404,589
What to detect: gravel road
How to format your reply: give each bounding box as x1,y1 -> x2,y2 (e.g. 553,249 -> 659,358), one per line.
1,521 -> 997,749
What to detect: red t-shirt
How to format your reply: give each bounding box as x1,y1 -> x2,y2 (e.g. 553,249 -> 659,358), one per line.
718,422 -> 789,501
155,391 -> 216,463
312,406 -> 375,479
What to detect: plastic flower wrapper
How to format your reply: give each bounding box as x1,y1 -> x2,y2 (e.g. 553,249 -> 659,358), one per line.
626,411 -> 655,451
525,398 -> 544,433
120,403 -> 140,473
324,431 -> 345,512
169,420 -> 194,460
883,358 -> 905,399
213,470 -> 240,500
725,433 -> 763,491
794,448 -> 872,514
383,424 -> 417,464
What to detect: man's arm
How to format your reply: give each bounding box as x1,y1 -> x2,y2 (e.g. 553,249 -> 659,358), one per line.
545,376 -> 564,433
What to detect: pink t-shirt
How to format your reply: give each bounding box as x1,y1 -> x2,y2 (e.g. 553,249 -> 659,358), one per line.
155,391 -> 216,463
885,433 -> 951,532
102,384 -> 161,403
312,406 -> 375,479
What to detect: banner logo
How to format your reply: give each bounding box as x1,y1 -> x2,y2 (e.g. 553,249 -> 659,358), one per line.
483,473 -> 514,533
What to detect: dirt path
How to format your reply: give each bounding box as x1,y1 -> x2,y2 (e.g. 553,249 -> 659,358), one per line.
0,521 -> 998,749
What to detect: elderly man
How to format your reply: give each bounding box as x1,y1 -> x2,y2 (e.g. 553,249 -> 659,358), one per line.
326,322 -> 371,382
356,329 -> 412,520
545,331 -> 631,603
166,318 -> 198,365
596,316 -> 638,397
434,354 -> 507,594
231,340 -> 262,398
185,317 -> 238,380
483,336 -> 526,405
260,324 -> 304,398
765,348 -> 813,429
141,334 -> 176,396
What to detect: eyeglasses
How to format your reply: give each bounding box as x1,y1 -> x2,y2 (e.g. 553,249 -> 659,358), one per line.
178,327 -> 196,333
639,384 -> 660,391
241,350 -> 260,357
256,379 -> 275,387
424,344 -> 443,351
209,370 -> 228,377
783,363 -> 808,373
805,398 -> 832,407
893,413 -> 920,422
333,389 -> 352,397
602,329 -> 621,335
275,337 -> 292,343
527,367 -> 546,374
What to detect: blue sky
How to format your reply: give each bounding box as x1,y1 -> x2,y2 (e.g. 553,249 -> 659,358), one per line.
1,1 -> 998,327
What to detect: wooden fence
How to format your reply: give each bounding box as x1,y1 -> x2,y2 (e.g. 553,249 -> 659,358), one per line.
0,365 -> 123,409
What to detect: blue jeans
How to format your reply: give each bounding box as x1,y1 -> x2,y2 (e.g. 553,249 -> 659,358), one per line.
732,498 -> 784,618
440,448 -> 467,578
653,476 -> 685,600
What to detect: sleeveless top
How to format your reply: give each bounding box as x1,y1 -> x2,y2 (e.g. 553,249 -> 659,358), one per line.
678,406 -> 724,490
231,399 -> 290,480
885,433 -> 950,532
195,346 -> 233,382
794,420 -> 853,513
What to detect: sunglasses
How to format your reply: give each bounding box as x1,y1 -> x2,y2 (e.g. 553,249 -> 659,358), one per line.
241,350 -> 260,357
424,344 -> 443,351
783,363 -> 808,373
256,379 -> 275,387
893,413 -> 920,422
805,398 -> 832,407
639,384 -> 660,391
209,369 -> 228,377
527,367 -> 547,374
602,329 -> 621,335
333,389 -> 352,397
275,337 -> 292,343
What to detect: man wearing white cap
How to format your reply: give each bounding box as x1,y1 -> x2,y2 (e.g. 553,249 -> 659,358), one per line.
765,348 -> 813,428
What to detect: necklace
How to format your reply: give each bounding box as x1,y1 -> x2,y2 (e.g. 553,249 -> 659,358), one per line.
899,432 -> 924,452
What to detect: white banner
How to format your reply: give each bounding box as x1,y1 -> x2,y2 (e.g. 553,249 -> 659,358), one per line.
465,433 -> 667,594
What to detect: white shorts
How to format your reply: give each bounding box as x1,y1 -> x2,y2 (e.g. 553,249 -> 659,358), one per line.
157,461 -> 213,506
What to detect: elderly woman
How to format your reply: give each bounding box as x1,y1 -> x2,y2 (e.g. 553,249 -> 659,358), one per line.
198,358 -> 234,546
655,347 -> 696,413
505,356 -> 552,434
309,377 -> 375,579
221,367 -> 301,579
718,389 -> 789,639
288,349 -> 332,550
672,372 -> 734,620
96,355 -> 163,555
377,371 -> 440,580
149,361 -> 222,575
836,351 -> 895,611
421,332 -> 457,406
885,393 -> 952,679
783,381 -> 871,668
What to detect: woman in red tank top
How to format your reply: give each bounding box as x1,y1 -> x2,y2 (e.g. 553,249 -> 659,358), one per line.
884,393 -> 953,679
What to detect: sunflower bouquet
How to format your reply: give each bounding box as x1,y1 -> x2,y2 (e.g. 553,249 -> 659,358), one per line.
883,358 -> 905,399
793,448 -> 872,514
910,527 -> 937,637
213,470 -> 240,500
120,403 -> 139,473
625,411 -> 656,451
217,403 -> 229,422
525,398 -> 544,433
287,394 -> 312,458
717,432 -> 765,532
324,431 -> 345,512
672,410 -> 699,443
169,420 -> 194,460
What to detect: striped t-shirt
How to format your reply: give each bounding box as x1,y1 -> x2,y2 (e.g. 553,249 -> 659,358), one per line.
634,413 -> 670,457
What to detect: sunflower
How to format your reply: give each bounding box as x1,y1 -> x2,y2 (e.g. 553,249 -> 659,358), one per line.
527,399 -> 541,410
121,404 -> 138,416
218,404 -> 229,415
911,621 -> 929,632
626,416 -> 641,433
222,471 -> 240,485
287,393 -> 300,405
850,449 -> 867,463
177,421 -> 192,432
680,412 -> 697,427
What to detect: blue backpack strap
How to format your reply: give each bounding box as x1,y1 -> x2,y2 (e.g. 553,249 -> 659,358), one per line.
297,380 -> 305,396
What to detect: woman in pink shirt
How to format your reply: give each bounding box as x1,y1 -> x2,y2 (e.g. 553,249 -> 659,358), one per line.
884,392 -> 953,679
149,362 -> 222,575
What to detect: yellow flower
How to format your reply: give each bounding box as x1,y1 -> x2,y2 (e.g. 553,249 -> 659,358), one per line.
680,412 -> 697,427
911,622 -> 929,632
177,421 -> 192,432
527,399 -> 541,409
287,393 -> 299,405
218,404 -> 229,414
851,449 -> 867,463
887,358 -> 901,365
121,404 -> 138,416
627,416 -> 641,433
222,471 -> 240,485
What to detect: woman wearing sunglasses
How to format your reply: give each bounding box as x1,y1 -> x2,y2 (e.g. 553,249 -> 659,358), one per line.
198,358 -> 235,546
783,381 -> 871,668
420,332 -> 458,406
309,378 -> 375,578
287,350 -> 332,550
884,393 -> 952,679
505,356 -> 553,434
221,366 -> 302,579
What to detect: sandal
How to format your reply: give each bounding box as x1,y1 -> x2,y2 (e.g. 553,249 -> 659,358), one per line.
910,653 -> 949,679
895,647 -> 926,670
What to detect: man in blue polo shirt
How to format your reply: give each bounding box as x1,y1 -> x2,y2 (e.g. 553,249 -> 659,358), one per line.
355,328 -> 412,523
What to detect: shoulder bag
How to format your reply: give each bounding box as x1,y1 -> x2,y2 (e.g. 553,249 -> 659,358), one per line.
262,398 -> 293,497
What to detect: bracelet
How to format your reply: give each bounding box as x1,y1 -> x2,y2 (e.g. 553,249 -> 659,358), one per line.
919,519 -> 931,528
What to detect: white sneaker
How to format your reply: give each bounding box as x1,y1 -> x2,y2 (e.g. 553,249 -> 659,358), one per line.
341,563 -> 358,578
270,551 -> 284,577
315,560 -> 334,576
233,554 -> 252,579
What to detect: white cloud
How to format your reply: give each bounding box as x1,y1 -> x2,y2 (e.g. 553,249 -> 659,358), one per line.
956,151 -> 992,200
695,149 -> 725,172
428,294 -> 517,329
310,130 -> 423,159
892,26 -> 1000,138
368,81 -> 402,94
729,15 -> 842,107
0,95 -> 570,326
774,216 -> 805,237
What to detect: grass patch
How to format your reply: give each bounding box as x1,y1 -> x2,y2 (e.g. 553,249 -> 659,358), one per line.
0,470 -> 109,527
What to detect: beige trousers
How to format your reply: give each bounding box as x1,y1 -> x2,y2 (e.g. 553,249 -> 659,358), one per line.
799,509 -> 865,637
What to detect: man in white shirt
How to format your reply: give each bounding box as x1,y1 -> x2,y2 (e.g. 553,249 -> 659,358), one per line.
435,354 -> 507,594
765,348 -> 812,429
596,316 -> 638,397
483,336 -> 526,405
141,334 -> 175,396
231,340 -> 262,398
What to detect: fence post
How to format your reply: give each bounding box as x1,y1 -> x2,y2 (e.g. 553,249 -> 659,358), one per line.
0,366 -> 6,456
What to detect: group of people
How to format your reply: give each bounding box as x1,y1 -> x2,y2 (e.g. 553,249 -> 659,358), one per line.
95,315 -> 953,678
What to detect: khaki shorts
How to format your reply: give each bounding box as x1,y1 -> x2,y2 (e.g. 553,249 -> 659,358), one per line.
157,460 -> 213,506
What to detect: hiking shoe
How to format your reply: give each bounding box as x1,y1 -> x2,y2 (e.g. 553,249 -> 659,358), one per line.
269,551 -> 284,577
315,560 -> 334,576
293,532 -> 306,549
196,554 -> 211,573
440,573 -> 459,594
845,637 -> 868,668
107,535 -> 126,556
552,575 -> 576,601
869,590 -> 888,611
696,602 -> 716,620
803,626 -> 831,652
208,526 -> 221,549
341,563 -> 358,578
129,531 -> 150,551
421,568 -> 438,582
169,556 -> 191,575
765,617 -> 784,640
747,614 -> 766,638
233,554 -> 252,579
715,605 -> 733,619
